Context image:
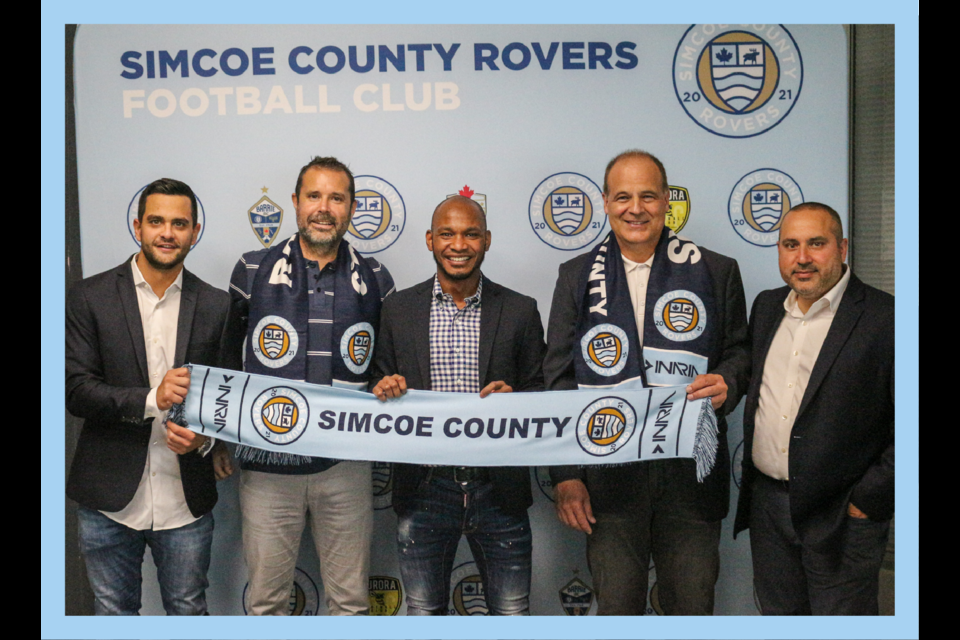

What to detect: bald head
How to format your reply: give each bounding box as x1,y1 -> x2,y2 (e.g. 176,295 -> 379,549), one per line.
432,195 -> 486,232
781,202 -> 844,245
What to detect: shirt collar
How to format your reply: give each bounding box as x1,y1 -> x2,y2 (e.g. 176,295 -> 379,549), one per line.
621,251 -> 654,273
130,254 -> 183,296
432,273 -> 483,307
783,263 -> 851,317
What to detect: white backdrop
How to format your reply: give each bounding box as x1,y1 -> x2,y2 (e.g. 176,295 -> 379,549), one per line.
73,23 -> 848,615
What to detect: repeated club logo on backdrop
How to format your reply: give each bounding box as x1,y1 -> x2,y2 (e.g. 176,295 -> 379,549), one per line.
674,24 -> 803,138
242,567 -> 319,615
559,576 -> 595,616
667,186 -> 691,232
126,183 -> 206,247
347,175 -> 406,254
529,173 -> 606,250
372,461 -> 394,510
450,562 -> 487,615
368,575 -> 403,615
247,187 -> 283,248
728,168 -> 804,246
448,185 -> 487,213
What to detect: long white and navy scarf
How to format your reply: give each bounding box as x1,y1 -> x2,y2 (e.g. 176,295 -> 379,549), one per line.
236,234 -> 381,465
573,228 -> 719,477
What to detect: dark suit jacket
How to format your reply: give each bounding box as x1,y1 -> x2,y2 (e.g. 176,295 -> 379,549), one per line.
370,275 -> 546,515
66,258 -> 230,517
734,273 -> 894,551
545,247 -> 750,520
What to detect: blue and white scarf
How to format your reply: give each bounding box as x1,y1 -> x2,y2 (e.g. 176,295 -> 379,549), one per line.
236,234 -> 382,466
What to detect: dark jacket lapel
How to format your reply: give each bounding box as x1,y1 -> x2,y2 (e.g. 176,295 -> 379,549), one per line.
796,273 -> 866,421
175,269 -> 199,368
413,278 -> 433,390
116,258 -> 150,386
478,276 -> 502,386
750,288 -> 790,402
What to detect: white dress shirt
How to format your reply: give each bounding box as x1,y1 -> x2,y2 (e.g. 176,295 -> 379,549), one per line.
753,266 -> 852,480
101,257 -> 197,531
621,252 -> 654,348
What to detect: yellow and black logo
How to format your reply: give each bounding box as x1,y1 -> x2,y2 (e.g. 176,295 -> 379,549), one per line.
368,575 -> 403,616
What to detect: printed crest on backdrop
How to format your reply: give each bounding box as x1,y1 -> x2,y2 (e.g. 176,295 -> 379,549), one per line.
252,315 -> 298,368
559,577 -> 595,616
372,461 -> 393,510
666,186 -> 691,233
447,185 -> 487,214
673,24 -> 803,138
250,386 -> 309,445
368,575 -> 403,616
450,562 -> 487,615
529,172 -> 606,250
247,188 -> 283,248
653,290 -> 707,342
347,175 -> 406,254
340,322 -> 375,374
535,466 -> 554,502
576,397 -> 637,457
732,439 -> 744,489
243,567 -> 319,615
728,168 -> 804,246
126,183 -> 206,247
648,580 -> 664,616
580,324 -> 630,377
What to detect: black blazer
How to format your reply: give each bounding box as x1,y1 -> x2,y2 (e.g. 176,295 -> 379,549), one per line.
66,259 -> 230,517
370,275 -> 546,515
544,247 -> 750,519
733,273 -> 895,552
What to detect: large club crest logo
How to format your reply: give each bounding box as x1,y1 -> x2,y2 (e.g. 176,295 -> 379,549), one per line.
529,173 -> 606,250
250,387 -> 309,445
653,290 -> 707,342
580,324 -> 630,377
728,168 -> 804,246
347,175 -> 406,254
247,187 -> 283,248
252,315 -> 298,368
126,184 -> 206,248
674,24 -> 803,138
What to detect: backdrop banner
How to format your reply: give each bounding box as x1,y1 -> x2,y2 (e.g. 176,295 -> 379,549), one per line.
177,364 -> 717,478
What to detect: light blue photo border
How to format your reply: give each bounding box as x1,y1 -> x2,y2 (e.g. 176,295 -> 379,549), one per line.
42,1 -> 918,638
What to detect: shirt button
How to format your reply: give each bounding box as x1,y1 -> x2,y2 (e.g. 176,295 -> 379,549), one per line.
456,379 -> 462,385
781,415 -> 787,420
802,321 -> 807,326
788,383 -> 793,388
151,472 -> 156,477
781,447 -> 787,454
794,350 -> 799,356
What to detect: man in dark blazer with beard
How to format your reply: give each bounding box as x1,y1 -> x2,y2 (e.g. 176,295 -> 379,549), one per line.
370,195 -> 545,615
734,202 -> 894,615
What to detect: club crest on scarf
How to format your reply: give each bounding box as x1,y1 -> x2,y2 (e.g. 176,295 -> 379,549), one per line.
251,387 -> 310,445
576,396 -> 637,456
653,290 -> 707,342
252,315 -> 299,368
580,324 -> 630,377
340,322 -> 375,374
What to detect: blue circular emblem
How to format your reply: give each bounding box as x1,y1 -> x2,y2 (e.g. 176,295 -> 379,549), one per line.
673,24 -> 803,138
529,173 -> 606,250
580,324 -> 630,377
728,168 -> 804,246
340,322 -> 375,374
347,175 -> 406,254
250,386 -> 309,446
653,290 -> 707,342
576,396 -> 637,457
252,315 -> 299,368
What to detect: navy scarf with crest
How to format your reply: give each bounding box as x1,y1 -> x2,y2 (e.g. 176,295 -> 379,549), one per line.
236,233 -> 381,466
574,227 -> 718,389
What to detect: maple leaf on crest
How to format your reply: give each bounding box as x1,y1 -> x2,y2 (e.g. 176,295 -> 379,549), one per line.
459,185 -> 475,197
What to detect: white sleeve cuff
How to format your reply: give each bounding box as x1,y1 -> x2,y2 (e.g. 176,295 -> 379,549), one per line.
198,437 -> 215,457
144,387 -> 161,420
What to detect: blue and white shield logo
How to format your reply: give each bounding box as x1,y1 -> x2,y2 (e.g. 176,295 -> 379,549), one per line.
547,191 -> 587,235
709,40 -> 767,113
247,195 -> 284,248
746,186 -> 785,231
352,195 -> 385,239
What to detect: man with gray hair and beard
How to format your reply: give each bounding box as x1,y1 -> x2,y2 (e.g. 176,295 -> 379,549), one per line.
223,156 -> 394,615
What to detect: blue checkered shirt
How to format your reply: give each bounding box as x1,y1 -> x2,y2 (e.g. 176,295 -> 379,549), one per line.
429,275 -> 482,393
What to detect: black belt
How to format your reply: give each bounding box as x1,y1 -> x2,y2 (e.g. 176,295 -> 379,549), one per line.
759,472 -> 789,490
429,466 -> 490,484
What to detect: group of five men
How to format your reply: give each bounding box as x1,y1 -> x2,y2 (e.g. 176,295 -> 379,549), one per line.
65,151 -> 894,616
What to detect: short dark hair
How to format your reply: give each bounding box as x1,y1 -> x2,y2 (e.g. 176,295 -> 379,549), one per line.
137,178 -> 198,225
603,149 -> 669,196
782,202 -> 844,245
294,156 -> 355,203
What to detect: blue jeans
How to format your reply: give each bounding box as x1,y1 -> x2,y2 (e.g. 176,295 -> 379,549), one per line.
396,477 -> 532,615
77,506 -> 213,615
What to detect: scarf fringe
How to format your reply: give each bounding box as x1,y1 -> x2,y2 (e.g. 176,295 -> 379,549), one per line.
233,444 -> 319,467
693,400 -> 718,483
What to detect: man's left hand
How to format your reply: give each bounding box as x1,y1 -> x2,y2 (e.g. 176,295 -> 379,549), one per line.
212,441 -> 234,480
480,380 -> 513,398
166,420 -> 207,455
686,373 -> 727,410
